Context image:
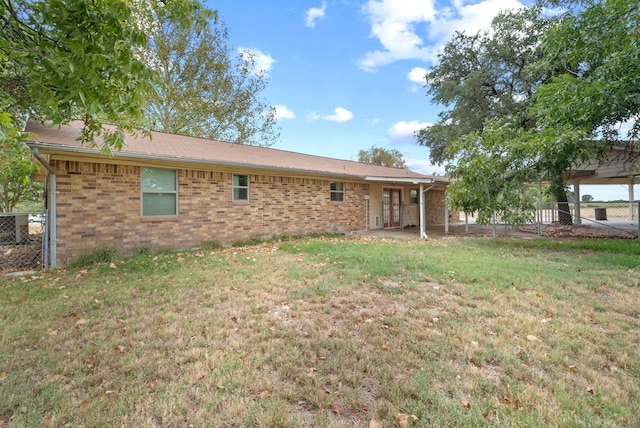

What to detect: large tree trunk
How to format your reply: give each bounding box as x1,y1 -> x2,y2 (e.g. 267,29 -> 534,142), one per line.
556,186 -> 573,225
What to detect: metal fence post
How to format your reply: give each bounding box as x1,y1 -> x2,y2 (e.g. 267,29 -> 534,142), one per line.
536,201 -> 541,237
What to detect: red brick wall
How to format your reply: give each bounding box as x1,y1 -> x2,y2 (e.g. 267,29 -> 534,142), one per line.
425,189 -> 462,225
53,160 -> 368,263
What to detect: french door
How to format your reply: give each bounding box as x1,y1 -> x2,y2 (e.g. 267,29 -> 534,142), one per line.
382,188 -> 401,228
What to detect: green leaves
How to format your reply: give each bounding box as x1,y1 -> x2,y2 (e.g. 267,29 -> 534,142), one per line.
143,18 -> 279,146
0,111 -> 40,211
420,1 -> 640,226
444,119 -> 539,226
1,0 -> 212,150
534,0 -> 640,139
357,146 -> 406,168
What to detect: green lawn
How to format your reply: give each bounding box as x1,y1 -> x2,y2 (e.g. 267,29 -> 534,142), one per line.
1,236 -> 639,427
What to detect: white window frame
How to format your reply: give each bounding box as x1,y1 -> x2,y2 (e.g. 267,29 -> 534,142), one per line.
233,174 -> 249,201
141,167 -> 178,217
410,189 -> 418,204
330,182 -> 344,202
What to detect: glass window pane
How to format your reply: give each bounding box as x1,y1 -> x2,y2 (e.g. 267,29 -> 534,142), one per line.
234,188 -> 248,201
330,182 -> 344,191
142,168 -> 176,191
143,193 -> 176,216
331,192 -> 344,202
233,174 -> 248,187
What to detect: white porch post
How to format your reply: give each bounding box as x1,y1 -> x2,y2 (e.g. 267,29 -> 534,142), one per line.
419,183 -> 427,239
573,181 -> 581,224
444,205 -> 449,235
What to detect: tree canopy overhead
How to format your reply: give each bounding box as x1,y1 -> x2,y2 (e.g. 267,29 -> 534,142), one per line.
0,0 -> 213,151
533,0 -> 640,142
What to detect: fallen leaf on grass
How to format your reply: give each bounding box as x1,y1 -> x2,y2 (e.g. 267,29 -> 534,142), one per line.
396,413 -> 418,428
462,401 -> 471,409
0,372 -> 7,382
47,328 -> 58,336
501,398 -> 520,409
526,335 -> 539,342
369,419 -> 380,428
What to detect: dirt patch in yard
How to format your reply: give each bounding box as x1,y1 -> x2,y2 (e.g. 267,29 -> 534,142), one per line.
517,223 -> 637,239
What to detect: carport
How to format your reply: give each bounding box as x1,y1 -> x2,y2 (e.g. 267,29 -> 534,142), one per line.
565,144 -> 639,224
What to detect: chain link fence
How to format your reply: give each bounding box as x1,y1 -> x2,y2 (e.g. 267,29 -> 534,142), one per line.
535,201 -> 639,237
0,212 -> 46,271
455,201 -> 639,239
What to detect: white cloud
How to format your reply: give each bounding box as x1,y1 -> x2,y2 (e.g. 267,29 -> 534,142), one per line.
358,0 -> 437,70
406,158 -> 447,176
407,67 -> 427,83
305,1 -> 327,28
429,0 -> 525,42
274,105 -> 296,120
388,120 -> 431,143
358,0 -> 526,71
238,47 -> 276,76
310,107 -> 354,123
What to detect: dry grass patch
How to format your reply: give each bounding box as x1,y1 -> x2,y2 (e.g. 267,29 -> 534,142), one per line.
1,236 -> 639,427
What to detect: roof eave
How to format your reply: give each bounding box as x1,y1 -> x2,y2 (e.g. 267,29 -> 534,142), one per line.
27,142 -> 424,182
364,176 -> 447,185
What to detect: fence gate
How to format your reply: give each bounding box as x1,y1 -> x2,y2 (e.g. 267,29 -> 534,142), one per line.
0,212 -> 46,271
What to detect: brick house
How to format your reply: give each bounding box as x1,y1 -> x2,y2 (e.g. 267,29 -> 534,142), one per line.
27,121 -> 453,267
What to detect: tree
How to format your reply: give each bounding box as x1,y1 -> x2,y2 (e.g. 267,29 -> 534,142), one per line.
581,194 -> 594,203
533,0 -> 640,143
526,0 -> 639,223
357,146 -> 406,168
0,0 -> 210,210
417,7 -> 549,164
417,8 -> 565,224
443,119 -> 539,225
145,18 -> 279,146
0,0 -> 212,150
0,112 -> 39,211
419,2 -> 639,226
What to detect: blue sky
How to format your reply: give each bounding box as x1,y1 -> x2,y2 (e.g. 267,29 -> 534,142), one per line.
215,0 -> 637,201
